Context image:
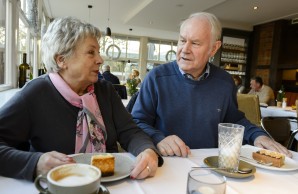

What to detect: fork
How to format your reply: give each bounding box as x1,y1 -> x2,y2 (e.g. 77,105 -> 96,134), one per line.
240,155 -> 273,166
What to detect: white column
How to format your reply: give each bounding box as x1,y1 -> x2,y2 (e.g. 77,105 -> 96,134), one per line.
139,37 -> 148,80
33,36 -> 38,78
5,0 -> 18,88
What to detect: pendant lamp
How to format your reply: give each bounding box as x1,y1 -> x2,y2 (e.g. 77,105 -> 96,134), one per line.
106,0 -> 112,36
88,5 -> 92,22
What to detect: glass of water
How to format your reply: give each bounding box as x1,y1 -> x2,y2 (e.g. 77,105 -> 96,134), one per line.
218,123 -> 244,173
186,169 -> 226,194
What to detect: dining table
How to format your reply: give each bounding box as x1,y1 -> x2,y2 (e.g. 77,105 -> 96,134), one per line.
0,145 -> 298,194
260,106 -> 297,118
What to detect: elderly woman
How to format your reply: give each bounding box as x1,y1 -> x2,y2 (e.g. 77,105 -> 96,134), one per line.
0,17 -> 162,181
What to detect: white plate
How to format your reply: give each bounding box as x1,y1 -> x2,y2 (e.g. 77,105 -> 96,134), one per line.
240,145 -> 298,171
72,153 -> 135,182
259,102 -> 268,107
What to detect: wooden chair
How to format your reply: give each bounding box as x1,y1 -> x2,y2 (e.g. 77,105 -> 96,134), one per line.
237,94 -> 298,151
237,94 -> 261,127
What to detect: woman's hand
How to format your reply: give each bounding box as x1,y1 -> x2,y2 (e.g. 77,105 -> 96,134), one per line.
35,151 -> 75,177
130,149 -> 159,179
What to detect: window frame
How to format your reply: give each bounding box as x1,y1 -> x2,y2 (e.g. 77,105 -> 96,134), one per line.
0,0 -> 18,91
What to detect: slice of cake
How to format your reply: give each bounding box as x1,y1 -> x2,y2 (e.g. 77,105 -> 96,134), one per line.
252,149 -> 285,167
91,153 -> 115,177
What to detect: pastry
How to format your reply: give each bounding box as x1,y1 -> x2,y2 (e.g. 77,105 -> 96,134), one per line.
252,149 -> 285,167
91,153 -> 115,176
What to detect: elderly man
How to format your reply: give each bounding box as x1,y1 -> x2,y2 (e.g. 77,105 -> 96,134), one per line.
248,76 -> 275,105
102,64 -> 120,84
131,12 -> 291,158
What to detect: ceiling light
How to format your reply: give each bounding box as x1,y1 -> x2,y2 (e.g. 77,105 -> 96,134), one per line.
253,6 -> 258,10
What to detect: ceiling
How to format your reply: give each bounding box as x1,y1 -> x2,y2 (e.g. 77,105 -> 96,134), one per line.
43,0 -> 298,40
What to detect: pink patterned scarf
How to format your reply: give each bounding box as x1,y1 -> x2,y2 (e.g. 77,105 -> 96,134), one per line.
49,73 -> 106,153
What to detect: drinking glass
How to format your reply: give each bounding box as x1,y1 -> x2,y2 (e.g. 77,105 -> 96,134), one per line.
218,123 -> 244,173
186,169 -> 226,194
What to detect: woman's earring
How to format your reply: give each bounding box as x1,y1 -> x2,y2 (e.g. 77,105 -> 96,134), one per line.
209,56 -> 214,62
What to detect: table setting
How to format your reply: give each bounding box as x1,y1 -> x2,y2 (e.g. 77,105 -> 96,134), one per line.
1,123 -> 298,194
187,122 -> 298,194
1,146 -> 298,194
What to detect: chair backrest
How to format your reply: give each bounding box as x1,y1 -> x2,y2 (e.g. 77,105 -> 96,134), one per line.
261,116 -> 298,151
126,91 -> 139,113
261,117 -> 292,145
237,94 -> 261,126
112,84 -> 127,99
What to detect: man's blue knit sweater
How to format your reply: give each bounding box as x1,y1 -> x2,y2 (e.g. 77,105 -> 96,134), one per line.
132,61 -> 267,148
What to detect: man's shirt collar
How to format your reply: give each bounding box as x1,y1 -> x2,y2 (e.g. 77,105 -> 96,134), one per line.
179,63 -> 210,81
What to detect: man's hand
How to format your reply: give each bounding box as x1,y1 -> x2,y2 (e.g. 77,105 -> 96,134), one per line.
254,135 -> 292,158
36,151 -> 75,177
157,135 -> 191,157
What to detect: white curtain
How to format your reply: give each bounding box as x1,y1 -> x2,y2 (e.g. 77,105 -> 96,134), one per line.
26,0 -> 39,37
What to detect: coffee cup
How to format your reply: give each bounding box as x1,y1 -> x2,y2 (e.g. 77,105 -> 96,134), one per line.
34,163 -> 104,194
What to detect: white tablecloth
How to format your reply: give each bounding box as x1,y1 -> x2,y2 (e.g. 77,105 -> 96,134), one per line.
261,106 -> 296,118
1,145 -> 298,194
121,96 -> 131,107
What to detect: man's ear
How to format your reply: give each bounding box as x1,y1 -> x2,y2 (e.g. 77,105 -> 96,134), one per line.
210,40 -> 222,57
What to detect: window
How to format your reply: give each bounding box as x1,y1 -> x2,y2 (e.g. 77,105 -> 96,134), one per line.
100,35 -> 140,60
0,0 -> 6,85
147,39 -> 177,72
20,0 -> 28,14
99,35 -> 140,83
127,38 -> 140,59
0,0 -> 36,91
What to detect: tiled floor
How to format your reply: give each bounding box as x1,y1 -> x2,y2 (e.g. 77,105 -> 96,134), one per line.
0,89 -> 20,108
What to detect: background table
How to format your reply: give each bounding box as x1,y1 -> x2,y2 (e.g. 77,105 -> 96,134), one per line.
261,106 -> 296,118
1,145 -> 298,194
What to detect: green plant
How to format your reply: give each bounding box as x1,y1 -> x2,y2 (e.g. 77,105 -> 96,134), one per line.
126,78 -> 138,96
276,85 -> 285,102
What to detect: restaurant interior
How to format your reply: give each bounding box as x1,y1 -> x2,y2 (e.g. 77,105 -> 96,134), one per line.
1,0 -> 298,194
1,0 -> 298,94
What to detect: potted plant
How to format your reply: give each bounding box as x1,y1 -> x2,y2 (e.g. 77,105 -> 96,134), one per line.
276,85 -> 285,107
126,77 -> 138,96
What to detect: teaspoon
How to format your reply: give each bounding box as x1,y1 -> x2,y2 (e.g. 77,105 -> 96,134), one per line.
191,166 -> 253,174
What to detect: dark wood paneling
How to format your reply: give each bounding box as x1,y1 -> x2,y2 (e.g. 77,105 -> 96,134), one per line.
279,22 -> 298,66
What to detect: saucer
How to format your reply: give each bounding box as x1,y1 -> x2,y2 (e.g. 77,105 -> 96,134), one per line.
203,156 -> 256,178
98,185 -> 110,194
41,185 -> 109,194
